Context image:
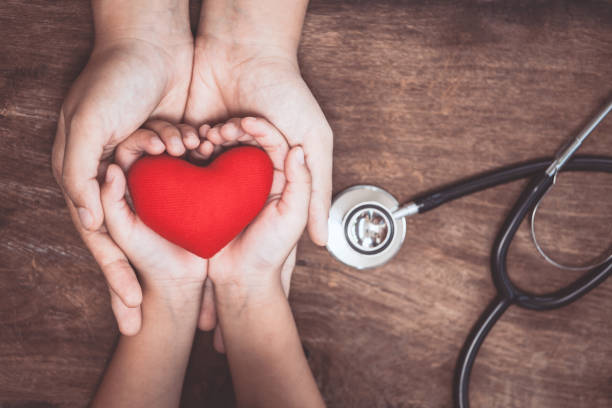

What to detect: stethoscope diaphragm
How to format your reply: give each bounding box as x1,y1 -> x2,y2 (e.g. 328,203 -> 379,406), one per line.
327,185 -> 406,269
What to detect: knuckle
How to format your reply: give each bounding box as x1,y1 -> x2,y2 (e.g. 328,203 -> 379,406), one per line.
162,124 -> 181,139
101,258 -> 132,281
67,110 -> 94,136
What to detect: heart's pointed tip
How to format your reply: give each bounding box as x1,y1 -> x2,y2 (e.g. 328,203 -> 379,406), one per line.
127,146 -> 274,262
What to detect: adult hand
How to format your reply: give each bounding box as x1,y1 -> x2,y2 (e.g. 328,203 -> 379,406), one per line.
51,1 -> 193,335
185,11 -> 333,246
185,0 -> 333,341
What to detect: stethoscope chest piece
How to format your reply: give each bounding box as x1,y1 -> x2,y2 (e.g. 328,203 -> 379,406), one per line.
327,185 -> 406,269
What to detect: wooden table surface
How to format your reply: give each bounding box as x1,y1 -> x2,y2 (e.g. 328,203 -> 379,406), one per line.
1,1 -> 612,407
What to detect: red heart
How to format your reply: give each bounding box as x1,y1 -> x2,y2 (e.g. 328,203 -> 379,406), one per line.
127,146 -> 273,258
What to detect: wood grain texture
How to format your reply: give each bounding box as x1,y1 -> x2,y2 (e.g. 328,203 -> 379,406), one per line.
1,0 -> 611,407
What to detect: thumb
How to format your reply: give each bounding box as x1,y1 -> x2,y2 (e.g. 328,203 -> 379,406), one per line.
276,146 -> 312,233
100,164 -> 138,240
62,116 -> 106,231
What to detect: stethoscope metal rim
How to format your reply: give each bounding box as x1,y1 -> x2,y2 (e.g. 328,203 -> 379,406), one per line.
327,184 -> 406,270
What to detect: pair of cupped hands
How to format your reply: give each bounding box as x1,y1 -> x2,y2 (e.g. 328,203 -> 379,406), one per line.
51,8 -> 333,351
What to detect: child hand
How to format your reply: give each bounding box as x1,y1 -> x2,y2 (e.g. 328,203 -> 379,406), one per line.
199,117 -> 311,350
101,121 -> 207,318
113,119 -> 204,172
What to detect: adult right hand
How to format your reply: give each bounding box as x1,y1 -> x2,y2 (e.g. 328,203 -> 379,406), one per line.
51,1 -> 193,335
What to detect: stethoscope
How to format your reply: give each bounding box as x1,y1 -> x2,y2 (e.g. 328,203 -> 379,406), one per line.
326,100 -> 612,408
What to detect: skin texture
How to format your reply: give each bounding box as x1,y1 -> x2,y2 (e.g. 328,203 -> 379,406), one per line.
92,162 -> 206,408
187,0 -> 333,245
92,119 -> 325,408
186,0 -> 334,340
211,142 -> 326,408
51,0 -> 194,335
52,0 -> 333,338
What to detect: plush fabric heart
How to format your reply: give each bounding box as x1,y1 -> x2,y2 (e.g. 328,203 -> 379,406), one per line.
127,146 -> 273,258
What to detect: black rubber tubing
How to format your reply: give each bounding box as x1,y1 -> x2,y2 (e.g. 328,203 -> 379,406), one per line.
415,156 -> 612,408
413,155 -> 612,213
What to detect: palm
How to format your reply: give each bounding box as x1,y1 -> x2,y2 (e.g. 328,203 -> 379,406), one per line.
123,217 -> 207,288
101,164 -> 207,292
61,41 -> 193,162
186,46 -> 306,127
186,41 -> 332,245
209,197 -> 291,285
120,219 -> 208,290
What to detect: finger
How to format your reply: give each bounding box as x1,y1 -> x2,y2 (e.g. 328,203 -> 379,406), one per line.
189,149 -> 210,162
304,128 -> 333,246
110,288 -> 142,336
64,170 -> 143,309
74,206 -> 143,326
276,146 -> 312,232
100,164 -> 140,236
60,131 -> 143,315
144,119 -> 185,156
101,163 -> 200,279
219,118 -> 245,145
281,247 -> 297,297
206,124 -> 224,146
177,124 -> 200,150
114,129 -> 165,172
269,169 -> 287,198
240,117 -> 289,172
51,111 -> 67,184
61,116 -> 106,231
197,139 -> 215,159
80,224 -> 143,310
198,124 -> 211,140
98,252 -> 143,307
213,325 -> 226,354
198,278 -> 217,331
100,163 -> 162,269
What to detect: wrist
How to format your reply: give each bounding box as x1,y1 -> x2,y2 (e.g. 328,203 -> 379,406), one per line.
196,0 -> 308,62
212,273 -> 286,316
143,281 -> 204,317
196,31 -> 298,63
195,33 -> 299,71
92,0 -> 192,50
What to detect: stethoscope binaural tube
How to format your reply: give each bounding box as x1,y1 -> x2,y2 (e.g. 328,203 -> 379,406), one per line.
453,164 -> 612,408
397,156 -> 612,217
453,99 -> 612,408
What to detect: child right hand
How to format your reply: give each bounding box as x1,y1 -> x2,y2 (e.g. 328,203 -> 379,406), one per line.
197,117 -> 312,350
195,118 -> 325,408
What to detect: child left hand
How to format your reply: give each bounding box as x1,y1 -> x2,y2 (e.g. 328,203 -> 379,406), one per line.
101,121 -> 208,323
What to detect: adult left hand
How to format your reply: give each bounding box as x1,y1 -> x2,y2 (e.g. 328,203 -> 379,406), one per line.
185,34 -> 333,347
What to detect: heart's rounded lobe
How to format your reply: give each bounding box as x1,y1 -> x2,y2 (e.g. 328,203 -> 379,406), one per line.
127,146 -> 273,258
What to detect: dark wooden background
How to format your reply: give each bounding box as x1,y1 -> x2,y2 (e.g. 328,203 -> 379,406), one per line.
1,0 -> 612,407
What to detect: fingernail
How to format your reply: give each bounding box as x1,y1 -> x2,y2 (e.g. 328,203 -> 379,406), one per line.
296,147 -> 305,165
77,207 -> 93,230
187,131 -> 199,146
151,138 -> 164,150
